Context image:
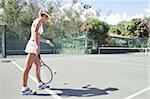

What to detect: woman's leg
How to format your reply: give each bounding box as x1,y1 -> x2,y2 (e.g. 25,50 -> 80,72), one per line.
22,53 -> 36,87
34,56 -> 49,89
34,56 -> 42,83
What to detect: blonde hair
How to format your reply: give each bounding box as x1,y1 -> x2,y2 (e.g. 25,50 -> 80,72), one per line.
38,10 -> 52,24
38,10 -> 50,17
38,10 -> 42,17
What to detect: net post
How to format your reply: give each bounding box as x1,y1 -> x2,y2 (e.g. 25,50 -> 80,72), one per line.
98,47 -> 101,54
145,48 -> 148,55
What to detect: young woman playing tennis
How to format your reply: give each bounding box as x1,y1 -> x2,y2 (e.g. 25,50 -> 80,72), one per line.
21,11 -> 53,95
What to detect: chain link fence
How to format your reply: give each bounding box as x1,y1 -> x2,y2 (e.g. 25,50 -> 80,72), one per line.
1,24 -> 150,57
105,37 -> 150,48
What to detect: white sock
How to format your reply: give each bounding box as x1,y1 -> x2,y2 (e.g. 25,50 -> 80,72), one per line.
38,82 -> 43,86
22,86 -> 28,91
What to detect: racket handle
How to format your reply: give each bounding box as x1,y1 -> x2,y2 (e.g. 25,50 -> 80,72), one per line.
38,54 -> 41,59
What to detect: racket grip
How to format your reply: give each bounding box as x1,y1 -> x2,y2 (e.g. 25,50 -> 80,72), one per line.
38,54 -> 41,59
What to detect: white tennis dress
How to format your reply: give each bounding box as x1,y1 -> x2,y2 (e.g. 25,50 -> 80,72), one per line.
25,18 -> 44,54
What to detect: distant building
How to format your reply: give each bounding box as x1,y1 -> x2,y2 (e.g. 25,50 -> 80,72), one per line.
108,32 -> 130,39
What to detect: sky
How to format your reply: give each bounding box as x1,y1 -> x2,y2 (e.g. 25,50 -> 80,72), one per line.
82,0 -> 149,16
81,0 -> 150,24
1,0 -> 149,25
62,0 -> 150,25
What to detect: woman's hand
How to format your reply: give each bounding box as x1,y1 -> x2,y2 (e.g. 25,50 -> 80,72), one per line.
46,40 -> 54,47
40,37 -> 54,46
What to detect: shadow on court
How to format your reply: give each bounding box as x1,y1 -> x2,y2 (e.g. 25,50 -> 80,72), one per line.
32,87 -> 119,97
33,93 -> 51,96
50,87 -> 119,97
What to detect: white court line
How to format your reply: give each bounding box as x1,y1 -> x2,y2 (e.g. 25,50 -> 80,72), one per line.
125,87 -> 150,99
11,60 -> 63,99
88,57 -> 147,67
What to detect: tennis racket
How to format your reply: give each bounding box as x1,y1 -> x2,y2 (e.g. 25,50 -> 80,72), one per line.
38,54 -> 53,84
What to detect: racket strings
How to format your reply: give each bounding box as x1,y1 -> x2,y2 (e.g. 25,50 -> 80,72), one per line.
40,66 -> 53,84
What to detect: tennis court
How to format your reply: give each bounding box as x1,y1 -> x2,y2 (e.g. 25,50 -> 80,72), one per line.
0,0 -> 149,98
0,53 -> 149,99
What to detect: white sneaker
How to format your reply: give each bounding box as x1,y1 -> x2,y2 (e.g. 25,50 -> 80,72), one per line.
21,87 -> 36,95
37,83 -> 49,90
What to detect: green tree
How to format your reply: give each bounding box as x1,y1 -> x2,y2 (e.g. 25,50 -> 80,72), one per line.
80,18 -> 109,47
109,25 -> 121,34
3,0 -> 24,39
0,0 -> 5,8
124,18 -> 141,37
137,19 -> 149,37
43,0 -> 83,50
2,0 -> 49,40
124,18 -> 149,38
109,21 -> 127,36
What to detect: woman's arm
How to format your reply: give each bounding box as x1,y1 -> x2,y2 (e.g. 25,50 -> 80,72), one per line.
40,37 -> 47,43
40,37 -> 54,46
34,19 -> 42,54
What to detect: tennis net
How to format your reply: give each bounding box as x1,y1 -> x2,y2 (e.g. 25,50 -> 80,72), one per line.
98,47 -> 150,54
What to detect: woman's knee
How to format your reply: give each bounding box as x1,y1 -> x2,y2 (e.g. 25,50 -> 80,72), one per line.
34,56 -> 40,66
26,53 -> 36,64
24,53 -> 36,72
25,65 -> 32,71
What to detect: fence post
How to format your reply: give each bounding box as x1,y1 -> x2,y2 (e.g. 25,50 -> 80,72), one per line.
2,25 -> 6,58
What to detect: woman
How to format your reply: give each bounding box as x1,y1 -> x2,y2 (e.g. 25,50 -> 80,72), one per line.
21,11 -> 53,95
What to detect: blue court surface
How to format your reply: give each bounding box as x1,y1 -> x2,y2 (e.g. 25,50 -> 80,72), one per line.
0,53 -> 150,99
